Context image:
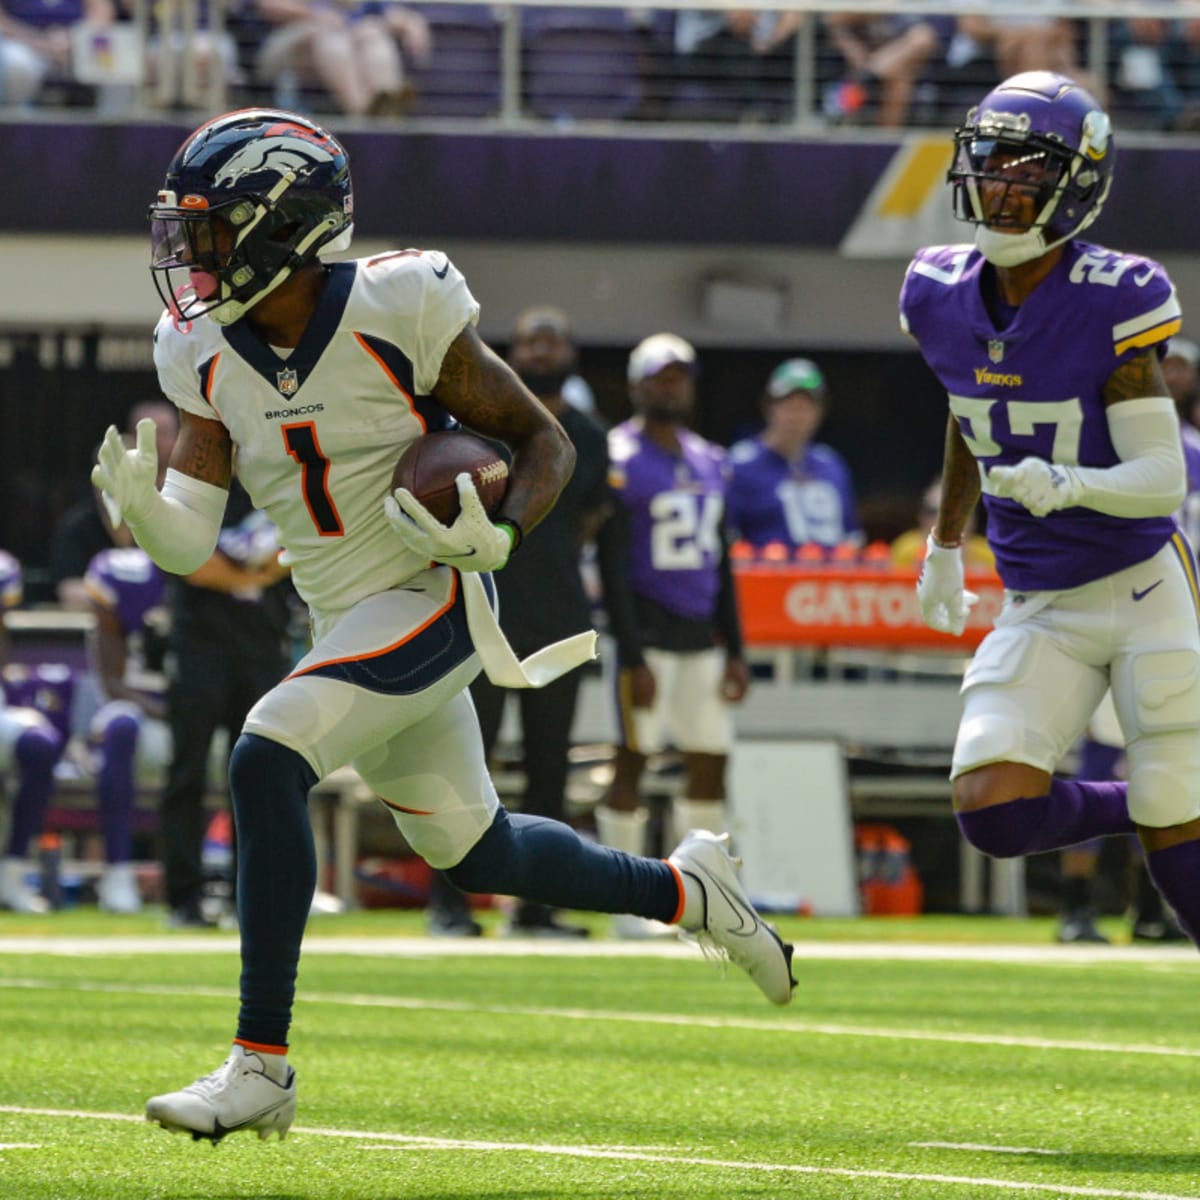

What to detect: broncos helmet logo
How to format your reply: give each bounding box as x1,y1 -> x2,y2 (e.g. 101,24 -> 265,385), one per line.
213,134 -> 336,190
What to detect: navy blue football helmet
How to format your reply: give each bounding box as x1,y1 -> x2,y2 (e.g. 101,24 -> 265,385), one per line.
149,108 -> 353,325
948,72 -> 1114,267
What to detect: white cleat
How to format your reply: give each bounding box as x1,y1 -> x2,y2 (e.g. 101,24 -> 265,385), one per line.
0,857 -> 49,914
668,830 -> 796,1006
146,1045 -> 296,1144
97,863 -> 142,915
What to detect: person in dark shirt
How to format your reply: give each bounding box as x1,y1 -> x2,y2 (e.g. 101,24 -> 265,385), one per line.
427,306 -> 618,937
161,478 -> 295,928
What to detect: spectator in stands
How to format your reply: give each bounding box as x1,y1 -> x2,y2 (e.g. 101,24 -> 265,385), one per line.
160,479 -> 294,929
953,9 -> 1097,98
50,401 -> 177,611
1108,10 -> 1187,132
823,12 -> 951,127
1163,336 -> 1200,432
251,0 -> 431,116
428,305 -> 616,938
726,357 -> 860,552
0,548 -> 68,912
672,8 -> 807,122
594,333 -> 750,938
0,0 -> 115,107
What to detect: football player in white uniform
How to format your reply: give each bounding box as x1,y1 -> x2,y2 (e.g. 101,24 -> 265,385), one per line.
91,109 -> 795,1144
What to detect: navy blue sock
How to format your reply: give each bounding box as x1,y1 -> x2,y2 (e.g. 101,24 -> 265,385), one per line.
445,808 -> 682,923
229,733 -> 317,1048
956,778 -> 1134,858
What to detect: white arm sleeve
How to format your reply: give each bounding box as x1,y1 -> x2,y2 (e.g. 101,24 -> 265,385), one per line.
125,468 -> 228,576
1069,396 -> 1186,518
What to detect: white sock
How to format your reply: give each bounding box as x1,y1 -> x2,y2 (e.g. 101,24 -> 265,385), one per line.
671,798 -> 726,847
595,805 -> 649,855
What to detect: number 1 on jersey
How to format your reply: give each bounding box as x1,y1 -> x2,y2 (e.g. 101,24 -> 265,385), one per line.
282,422 -> 344,536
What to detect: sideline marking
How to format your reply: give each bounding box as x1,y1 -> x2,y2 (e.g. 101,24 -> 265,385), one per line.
0,1106 -> 1193,1200
0,936 -> 1195,965
2,976 -> 1200,1061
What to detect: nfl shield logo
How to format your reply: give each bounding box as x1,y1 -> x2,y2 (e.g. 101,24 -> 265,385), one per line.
276,367 -> 299,396
987,339 -> 1005,364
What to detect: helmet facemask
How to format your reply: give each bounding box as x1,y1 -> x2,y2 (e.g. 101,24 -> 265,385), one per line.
949,99 -> 1113,268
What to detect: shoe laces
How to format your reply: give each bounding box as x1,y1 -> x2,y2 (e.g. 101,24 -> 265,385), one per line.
186,1052 -> 254,1099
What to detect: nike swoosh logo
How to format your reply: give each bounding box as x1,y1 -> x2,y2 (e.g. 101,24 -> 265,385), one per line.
1132,579 -> 1164,601
431,258 -> 450,280
1134,266 -> 1156,287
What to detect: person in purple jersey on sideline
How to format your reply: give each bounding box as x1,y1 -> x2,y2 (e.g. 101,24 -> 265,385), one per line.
596,333 -> 751,938
0,549 -> 69,913
81,545 -> 170,915
902,70 -> 1200,949
726,357 -> 861,550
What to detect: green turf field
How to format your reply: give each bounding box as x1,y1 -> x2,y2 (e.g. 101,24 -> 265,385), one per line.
1,909 -> 1198,1199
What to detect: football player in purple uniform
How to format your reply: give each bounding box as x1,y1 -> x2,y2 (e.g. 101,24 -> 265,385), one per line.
903,72 -> 1200,950
726,357 -> 861,550
0,549 -> 69,913
90,110 -> 794,1143
81,545 -> 170,915
595,334 -> 751,938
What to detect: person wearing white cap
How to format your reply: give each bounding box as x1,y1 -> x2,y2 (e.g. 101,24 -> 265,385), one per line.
1163,337 -> 1200,432
594,333 -> 753,938
726,357 -> 861,550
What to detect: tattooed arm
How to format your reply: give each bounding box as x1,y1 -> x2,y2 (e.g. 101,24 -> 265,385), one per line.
432,324 -> 576,537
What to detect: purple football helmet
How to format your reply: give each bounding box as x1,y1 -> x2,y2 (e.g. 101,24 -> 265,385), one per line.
948,71 -> 1114,267
149,109 -> 354,326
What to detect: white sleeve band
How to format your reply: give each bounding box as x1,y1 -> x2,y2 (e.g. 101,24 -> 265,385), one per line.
1069,396 -> 1185,519
125,468 -> 228,575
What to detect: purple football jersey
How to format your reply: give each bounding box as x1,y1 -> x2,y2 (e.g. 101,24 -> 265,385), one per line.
0,549 -> 22,611
607,420 -> 729,622
727,438 -> 860,548
900,240 -> 1182,591
83,548 -> 166,637
1,662 -> 77,742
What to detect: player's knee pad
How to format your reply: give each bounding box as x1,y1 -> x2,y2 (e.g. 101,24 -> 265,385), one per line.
1126,734 -> 1200,828
99,709 -> 141,759
950,704 -> 1025,778
14,720 -> 63,776
228,732 -> 317,806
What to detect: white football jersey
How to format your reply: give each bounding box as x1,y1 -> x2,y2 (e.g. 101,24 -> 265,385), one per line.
153,250 -> 480,616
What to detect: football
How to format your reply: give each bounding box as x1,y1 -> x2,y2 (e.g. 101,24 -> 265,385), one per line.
391,430 -> 509,525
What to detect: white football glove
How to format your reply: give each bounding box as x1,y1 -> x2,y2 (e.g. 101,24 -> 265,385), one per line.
90,418 -> 161,527
916,533 -> 979,637
384,472 -> 513,573
989,458 -> 1081,518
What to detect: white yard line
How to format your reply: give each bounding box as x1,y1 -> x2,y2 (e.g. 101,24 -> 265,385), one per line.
0,1105 -> 1192,1200
0,935 -> 1195,965
2,975 -> 1199,1060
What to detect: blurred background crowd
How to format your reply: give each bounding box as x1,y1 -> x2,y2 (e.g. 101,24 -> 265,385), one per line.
4,0 -> 1200,132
